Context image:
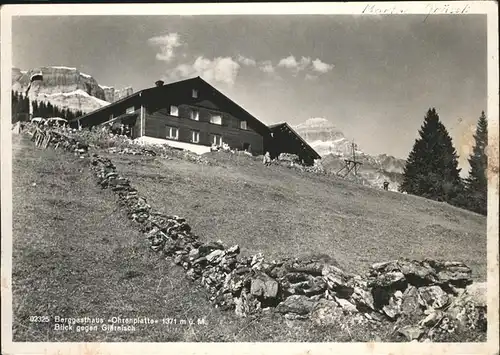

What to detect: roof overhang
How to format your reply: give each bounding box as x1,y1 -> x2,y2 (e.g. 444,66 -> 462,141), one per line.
268,122 -> 321,160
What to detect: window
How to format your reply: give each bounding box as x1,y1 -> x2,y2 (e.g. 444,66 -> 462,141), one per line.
170,105 -> 179,117
210,114 -> 222,125
126,106 -> 135,114
190,109 -> 199,121
166,126 -> 179,140
192,89 -> 198,98
191,131 -> 200,143
210,134 -> 223,146
240,120 -> 247,130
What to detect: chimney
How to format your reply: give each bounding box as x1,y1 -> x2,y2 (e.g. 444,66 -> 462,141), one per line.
155,80 -> 164,87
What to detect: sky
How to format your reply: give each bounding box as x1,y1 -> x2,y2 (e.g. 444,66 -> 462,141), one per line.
12,14 -> 487,171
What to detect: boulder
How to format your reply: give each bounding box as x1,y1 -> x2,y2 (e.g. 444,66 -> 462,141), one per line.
397,325 -> 424,341
276,295 -> 317,316
322,264 -> 354,297
465,282 -> 487,307
398,260 -> 439,285
382,296 -> 401,320
250,273 -> 279,299
226,245 -> 240,256
198,241 -> 224,256
418,285 -> 450,310
188,248 -> 200,260
369,271 -> 406,288
351,286 -> 375,311
335,297 -> 358,313
251,253 -> 265,270
400,285 -> 422,316
303,276 -> 328,296
310,299 -> 343,325
206,249 -> 225,264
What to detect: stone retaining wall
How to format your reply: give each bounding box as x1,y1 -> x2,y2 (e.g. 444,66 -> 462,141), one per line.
24,125 -> 487,342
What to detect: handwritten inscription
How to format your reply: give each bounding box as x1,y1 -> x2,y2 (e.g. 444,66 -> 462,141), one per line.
362,3 -> 471,16
362,4 -> 407,14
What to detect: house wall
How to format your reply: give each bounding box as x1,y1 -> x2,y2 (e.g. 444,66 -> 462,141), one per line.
143,97 -> 264,155
73,95 -> 142,130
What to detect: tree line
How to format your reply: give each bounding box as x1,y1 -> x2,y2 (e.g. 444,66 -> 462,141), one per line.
400,108 -> 488,216
11,90 -> 85,123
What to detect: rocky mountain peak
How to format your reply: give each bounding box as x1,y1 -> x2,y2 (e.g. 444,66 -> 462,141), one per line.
293,117 -> 407,191
12,66 -> 134,113
294,117 -> 346,142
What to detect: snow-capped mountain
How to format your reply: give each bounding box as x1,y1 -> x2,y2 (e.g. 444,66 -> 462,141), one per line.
12,66 -> 133,113
293,117 -> 406,191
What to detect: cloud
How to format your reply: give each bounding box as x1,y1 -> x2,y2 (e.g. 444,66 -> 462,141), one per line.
237,55 -> 257,66
166,56 -> 241,86
259,60 -> 275,74
312,58 -> 334,73
277,55 -> 311,73
148,33 -> 183,62
277,55 -> 298,69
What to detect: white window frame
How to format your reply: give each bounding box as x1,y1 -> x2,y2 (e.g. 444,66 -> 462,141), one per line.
126,106 -> 135,114
190,109 -> 199,121
192,89 -> 198,98
211,134 -> 222,146
210,114 -> 222,125
170,105 -> 179,117
166,126 -> 179,140
240,120 -> 247,130
191,131 -> 200,143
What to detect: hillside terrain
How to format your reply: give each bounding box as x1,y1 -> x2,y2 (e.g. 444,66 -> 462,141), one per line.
11,134 -> 404,342
11,130 -> 487,342
101,143 -> 486,280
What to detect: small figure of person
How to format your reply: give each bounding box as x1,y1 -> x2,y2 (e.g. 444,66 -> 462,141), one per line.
263,151 -> 271,166
383,181 -> 389,191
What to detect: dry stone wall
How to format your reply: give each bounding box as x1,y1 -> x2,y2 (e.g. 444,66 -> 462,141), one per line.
24,125 -> 487,342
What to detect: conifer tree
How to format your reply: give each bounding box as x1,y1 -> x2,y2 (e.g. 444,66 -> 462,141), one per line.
464,111 -> 488,215
400,108 -> 464,204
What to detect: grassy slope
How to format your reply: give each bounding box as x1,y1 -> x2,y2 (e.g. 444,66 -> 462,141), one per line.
12,134 -> 393,342
11,134 -> 486,342
104,150 -> 487,280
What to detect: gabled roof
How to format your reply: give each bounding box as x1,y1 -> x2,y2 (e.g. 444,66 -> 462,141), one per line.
71,77 -> 270,136
268,122 -> 321,160
70,77 -> 199,123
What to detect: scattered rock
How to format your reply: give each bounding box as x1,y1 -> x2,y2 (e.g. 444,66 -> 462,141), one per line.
400,285 -> 422,316
250,273 -> 279,299
418,285 -> 450,310
310,299 -> 343,325
335,297 -> 358,313
276,295 -> 317,316
397,325 -> 424,341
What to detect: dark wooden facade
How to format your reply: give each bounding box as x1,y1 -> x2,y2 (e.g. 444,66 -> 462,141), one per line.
268,123 -> 321,166
142,80 -> 265,155
70,77 -> 320,164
